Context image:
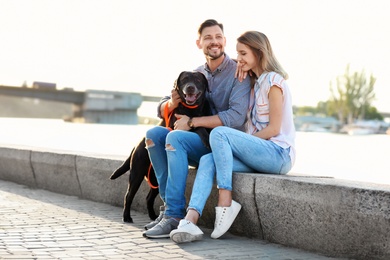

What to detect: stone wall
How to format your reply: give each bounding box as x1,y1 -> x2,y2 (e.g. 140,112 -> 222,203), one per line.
0,144 -> 389,259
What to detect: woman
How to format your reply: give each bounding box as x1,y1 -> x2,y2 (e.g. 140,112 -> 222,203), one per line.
169,31 -> 296,243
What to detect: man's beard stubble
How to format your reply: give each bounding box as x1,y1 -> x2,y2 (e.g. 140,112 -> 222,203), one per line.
205,49 -> 225,60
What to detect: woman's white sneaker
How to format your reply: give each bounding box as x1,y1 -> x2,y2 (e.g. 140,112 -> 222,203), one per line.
170,219 -> 204,243
211,200 -> 241,239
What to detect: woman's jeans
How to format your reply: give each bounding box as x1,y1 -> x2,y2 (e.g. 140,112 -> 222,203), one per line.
188,126 -> 292,216
145,126 -> 211,218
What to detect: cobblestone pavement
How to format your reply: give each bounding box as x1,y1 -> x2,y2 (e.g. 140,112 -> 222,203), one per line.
0,180 -> 344,260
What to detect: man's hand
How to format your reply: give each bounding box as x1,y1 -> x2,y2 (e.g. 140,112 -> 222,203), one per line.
167,89 -> 181,110
235,62 -> 251,82
174,114 -> 191,130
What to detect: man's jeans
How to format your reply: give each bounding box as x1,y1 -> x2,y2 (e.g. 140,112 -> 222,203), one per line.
145,126 -> 211,218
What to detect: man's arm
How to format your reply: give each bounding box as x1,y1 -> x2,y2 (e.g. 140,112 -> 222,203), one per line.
157,89 -> 181,118
190,114 -> 222,128
217,77 -> 251,129
174,78 -> 251,130
173,114 -> 223,130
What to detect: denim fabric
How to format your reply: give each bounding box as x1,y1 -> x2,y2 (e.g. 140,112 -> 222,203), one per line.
188,126 -> 292,216
145,126 -> 211,218
146,56 -> 251,219
145,126 -> 170,202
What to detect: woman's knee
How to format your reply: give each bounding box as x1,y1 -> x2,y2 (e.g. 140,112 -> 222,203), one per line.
210,126 -> 232,140
209,126 -> 231,148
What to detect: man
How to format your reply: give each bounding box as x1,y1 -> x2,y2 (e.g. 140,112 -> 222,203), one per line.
143,19 -> 251,238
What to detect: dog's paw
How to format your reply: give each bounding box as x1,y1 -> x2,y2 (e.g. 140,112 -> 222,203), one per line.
123,217 -> 133,223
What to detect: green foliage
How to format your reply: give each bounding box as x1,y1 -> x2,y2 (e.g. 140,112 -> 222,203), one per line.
363,106 -> 383,120
283,64 -> 383,123
294,101 -> 383,122
295,106 -> 318,116
328,64 -> 376,123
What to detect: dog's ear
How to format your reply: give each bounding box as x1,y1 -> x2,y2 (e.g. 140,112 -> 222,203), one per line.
174,71 -> 186,91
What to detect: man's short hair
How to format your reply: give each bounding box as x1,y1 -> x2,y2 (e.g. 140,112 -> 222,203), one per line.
198,19 -> 224,37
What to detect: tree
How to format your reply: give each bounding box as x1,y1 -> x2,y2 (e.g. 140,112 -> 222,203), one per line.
363,106 -> 383,121
329,64 -> 376,124
295,105 -> 317,116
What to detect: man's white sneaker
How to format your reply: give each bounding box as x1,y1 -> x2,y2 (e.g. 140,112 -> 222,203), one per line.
211,200 -> 241,239
170,219 -> 204,243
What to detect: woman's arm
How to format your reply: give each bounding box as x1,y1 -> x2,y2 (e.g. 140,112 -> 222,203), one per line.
253,85 -> 283,139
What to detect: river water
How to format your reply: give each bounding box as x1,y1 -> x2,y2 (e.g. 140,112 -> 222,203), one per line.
0,117 -> 389,186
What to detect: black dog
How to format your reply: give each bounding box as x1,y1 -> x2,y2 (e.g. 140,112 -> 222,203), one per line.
110,71 -> 211,223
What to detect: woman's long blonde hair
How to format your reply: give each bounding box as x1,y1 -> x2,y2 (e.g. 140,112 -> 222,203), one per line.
237,31 -> 288,80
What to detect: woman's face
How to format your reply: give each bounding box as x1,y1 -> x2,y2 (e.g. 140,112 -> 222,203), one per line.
236,42 -> 257,72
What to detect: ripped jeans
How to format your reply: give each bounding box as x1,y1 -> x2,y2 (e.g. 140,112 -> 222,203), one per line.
188,126 -> 292,216
145,126 -> 211,218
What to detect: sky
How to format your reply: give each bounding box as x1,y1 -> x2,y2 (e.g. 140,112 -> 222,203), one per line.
1,0 -> 390,113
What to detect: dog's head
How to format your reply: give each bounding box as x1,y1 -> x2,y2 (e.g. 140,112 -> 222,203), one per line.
174,71 -> 208,106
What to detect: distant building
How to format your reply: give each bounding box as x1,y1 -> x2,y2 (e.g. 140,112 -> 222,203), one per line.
32,81 -> 56,90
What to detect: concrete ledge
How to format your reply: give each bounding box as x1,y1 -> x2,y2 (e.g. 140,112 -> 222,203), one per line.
0,144 -> 389,259
32,150 -> 81,196
252,175 -> 389,259
0,146 -> 36,187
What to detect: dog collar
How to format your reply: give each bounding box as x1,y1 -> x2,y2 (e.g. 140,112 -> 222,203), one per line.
180,102 -> 198,109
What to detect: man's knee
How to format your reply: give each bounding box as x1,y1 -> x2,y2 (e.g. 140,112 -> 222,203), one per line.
145,138 -> 155,148
166,130 -> 187,149
166,143 -> 175,151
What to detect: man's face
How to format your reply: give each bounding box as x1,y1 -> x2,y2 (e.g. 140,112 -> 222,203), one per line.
196,25 -> 226,60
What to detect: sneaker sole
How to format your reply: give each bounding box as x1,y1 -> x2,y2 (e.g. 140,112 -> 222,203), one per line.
144,223 -> 157,230
171,232 -> 203,243
143,232 -> 170,239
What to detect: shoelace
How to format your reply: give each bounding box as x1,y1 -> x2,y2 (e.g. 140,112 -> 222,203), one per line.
152,213 -> 163,224
158,218 -> 169,227
217,208 -> 227,226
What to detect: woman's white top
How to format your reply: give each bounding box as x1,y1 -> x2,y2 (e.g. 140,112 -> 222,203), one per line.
245,72 -> 296,165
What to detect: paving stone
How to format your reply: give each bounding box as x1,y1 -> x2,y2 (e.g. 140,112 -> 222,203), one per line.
0,180 -> 344,260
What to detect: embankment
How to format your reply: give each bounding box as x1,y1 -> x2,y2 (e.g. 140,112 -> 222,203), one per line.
0,144 -> 389,259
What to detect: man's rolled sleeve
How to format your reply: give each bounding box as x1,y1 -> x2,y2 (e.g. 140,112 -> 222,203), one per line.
156,96 -> 170,119
218,77 -> 251,131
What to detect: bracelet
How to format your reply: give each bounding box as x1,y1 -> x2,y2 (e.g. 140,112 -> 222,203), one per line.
187,117 -> 195,129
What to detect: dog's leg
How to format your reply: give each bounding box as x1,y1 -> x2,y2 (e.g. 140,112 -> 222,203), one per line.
122,166 -> 145,223
122,138 -> 154,223
122,183 -> 134,223
145,166 -> 159,220
146,187 -> 159,220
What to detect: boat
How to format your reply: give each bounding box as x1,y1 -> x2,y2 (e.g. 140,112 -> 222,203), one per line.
341,120 -> 381,135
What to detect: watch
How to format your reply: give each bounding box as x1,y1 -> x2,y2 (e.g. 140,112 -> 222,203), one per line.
187,117 -> 195,129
